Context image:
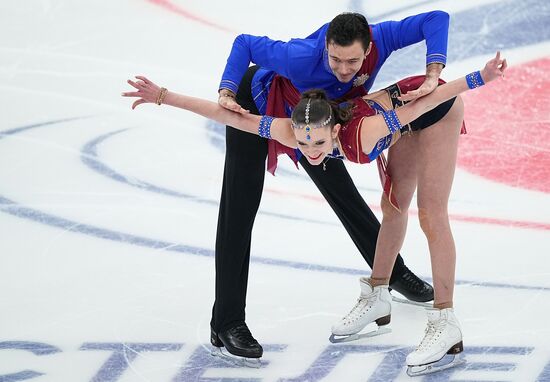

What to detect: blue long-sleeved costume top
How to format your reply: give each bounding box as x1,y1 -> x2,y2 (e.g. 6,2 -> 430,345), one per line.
219,11 -> 449,115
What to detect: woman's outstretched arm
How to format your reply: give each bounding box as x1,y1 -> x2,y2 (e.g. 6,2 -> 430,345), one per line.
122,76 -> 296,148
360,51 -> 507,152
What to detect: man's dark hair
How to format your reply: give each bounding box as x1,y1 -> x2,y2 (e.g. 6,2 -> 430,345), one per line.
327,13 -> 371,51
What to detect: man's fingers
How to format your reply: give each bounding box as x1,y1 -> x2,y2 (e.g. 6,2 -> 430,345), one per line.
221,101 -> 238,111
398,89 -> 423,101
219,98 -> 249,113
495,51 -> 500,62
225,101 -> 242,111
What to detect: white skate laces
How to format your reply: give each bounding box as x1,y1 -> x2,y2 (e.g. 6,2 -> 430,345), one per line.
406,308 -> 465,377
416,319 -> 443,352
341,295 -> 375,325
329,277 -> 392,343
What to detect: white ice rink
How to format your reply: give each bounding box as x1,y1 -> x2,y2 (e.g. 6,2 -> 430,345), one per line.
1,1 -> 549,381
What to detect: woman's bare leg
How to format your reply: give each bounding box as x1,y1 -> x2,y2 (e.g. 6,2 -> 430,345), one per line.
415,97 -> 464,306
371,134 -> 419,282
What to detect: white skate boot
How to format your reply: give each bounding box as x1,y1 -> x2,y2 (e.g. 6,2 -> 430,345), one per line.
406,308 -> 465,376
329,277 -> 392,343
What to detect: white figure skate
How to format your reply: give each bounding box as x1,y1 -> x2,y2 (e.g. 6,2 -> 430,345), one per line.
329,277 -> 392,343
406,308 -> 465,376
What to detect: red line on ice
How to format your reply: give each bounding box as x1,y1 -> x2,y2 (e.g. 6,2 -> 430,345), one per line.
265,188 -> 550,231
146,0 -> 236,34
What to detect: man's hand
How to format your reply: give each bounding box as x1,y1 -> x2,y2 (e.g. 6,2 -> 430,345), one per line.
398,76 -> 439,102
218,89 -> 249,114
398,63 -> 444,102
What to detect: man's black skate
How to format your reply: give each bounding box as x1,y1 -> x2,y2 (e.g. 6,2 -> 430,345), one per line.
390,267 -> 434,305
211,323 -> 263,358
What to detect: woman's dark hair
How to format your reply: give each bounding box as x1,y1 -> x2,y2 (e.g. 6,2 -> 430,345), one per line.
291,89 -> 352,129
326,12 -> 371,51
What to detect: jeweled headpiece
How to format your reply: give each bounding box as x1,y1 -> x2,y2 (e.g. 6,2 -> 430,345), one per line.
292,99 -> 332,140
304,99 -> 311,140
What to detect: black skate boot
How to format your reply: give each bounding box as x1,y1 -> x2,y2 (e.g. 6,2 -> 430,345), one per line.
390,266 -> 434,305
211,323 -> 263,359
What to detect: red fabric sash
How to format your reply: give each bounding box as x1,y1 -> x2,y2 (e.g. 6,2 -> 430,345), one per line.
265,76 -> 301,175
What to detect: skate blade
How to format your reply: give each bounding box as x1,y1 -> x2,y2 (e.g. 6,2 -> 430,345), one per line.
406,353 -> 465,377
392,296 -> 432,308
210,347 -> 262,368
329,326 -> 391,344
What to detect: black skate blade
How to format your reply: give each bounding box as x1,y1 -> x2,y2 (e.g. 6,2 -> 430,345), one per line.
210,347 -> 262,368
329,326 -> 391,343
392,296 -> 431,308
406,353 -> 465,377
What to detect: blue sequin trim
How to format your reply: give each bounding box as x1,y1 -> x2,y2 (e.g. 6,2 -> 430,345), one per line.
258,115 -> 274,139
327,147 -> 345,160
465,71 -> 485,89
381,109 -> 402,134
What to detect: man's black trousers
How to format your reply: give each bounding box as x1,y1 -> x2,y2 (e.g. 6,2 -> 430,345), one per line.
211,66 -> 408,332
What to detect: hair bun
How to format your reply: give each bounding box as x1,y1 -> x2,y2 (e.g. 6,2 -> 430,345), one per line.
301,89 -> 328,101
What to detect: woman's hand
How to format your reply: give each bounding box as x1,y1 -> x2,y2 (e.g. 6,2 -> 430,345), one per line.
481,51 -> 507,83
122,76 -> 163,109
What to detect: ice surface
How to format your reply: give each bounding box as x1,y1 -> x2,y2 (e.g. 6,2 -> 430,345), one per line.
1,1 -> 549,381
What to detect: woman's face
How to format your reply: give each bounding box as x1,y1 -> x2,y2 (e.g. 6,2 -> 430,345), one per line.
293,124 -> 341,166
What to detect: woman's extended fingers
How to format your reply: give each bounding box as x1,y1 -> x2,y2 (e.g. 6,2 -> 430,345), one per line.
128,77 -> 157,91
127,79 -> 141,90
492,51 -> 507,76
121,91 -> 141,98
135,75 -> 152,85
132,99 -> 147,109
123,75 -> 164,109
482,52 -> 508,82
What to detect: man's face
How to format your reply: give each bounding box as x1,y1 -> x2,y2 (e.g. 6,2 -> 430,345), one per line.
326,40 -> 370,83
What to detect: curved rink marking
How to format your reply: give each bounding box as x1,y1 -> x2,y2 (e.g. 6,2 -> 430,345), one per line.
0,119 -> 549,292
82,128 -> 343,227
82,126 -> 550,232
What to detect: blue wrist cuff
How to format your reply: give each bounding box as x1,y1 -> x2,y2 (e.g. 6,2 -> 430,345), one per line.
381,110 -> 402,135
258,115 -> 274,139
465,71 -> 485,89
